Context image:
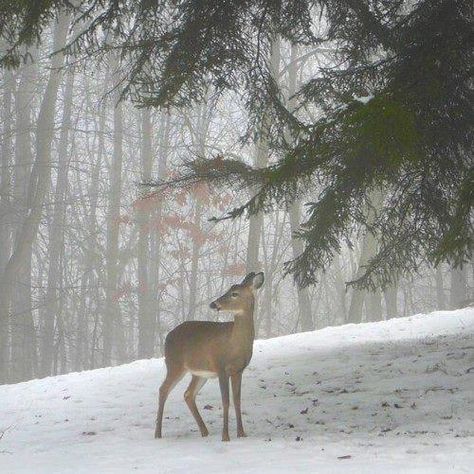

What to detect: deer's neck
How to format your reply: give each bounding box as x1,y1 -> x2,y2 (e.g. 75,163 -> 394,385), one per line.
230,301 -> 255,351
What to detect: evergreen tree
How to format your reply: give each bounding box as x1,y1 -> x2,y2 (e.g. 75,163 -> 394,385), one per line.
1,0 -> 472,289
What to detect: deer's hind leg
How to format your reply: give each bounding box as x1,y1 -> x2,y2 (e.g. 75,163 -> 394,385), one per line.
184,375 -> 209,437
155,365 -> 185,439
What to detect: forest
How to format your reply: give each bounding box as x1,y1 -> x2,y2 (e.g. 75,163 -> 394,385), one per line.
0,0 -> 472,385
0,1 -> 473,472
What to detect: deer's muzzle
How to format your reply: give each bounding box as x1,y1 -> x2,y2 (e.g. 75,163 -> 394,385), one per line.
210,301 -> 221,310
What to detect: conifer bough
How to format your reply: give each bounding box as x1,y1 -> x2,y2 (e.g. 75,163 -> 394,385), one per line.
2,0 -> 472,289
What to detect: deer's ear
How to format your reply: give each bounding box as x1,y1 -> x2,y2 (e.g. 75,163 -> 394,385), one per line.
241,272 -> 256,286
252,272 -> 264,290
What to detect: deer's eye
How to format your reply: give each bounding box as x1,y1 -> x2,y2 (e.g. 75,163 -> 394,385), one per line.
231,292 -> 239,298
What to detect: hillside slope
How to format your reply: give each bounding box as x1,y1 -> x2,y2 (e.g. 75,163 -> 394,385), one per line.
1,309 -> 473,473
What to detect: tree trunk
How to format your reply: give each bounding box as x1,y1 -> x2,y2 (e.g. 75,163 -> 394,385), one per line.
0,58 -> 13,274
289,202 -> 313,331
83,69 -> 109,369
347,235 -> 370,324
188,201 -> 202,321
384,284 -> 398,319
285,44 -> 313,332
103,58 -> 124,367
9,55 -> 36,383
246,38 -> 280,273
188,104 -> 209,321
74,273 -> 88,371
246,38 -> 280,333
137,108 -> 155,358
0,58 -> 14,379
347,190 -> 383,324
435,265 -> 446,310
333,255 -> 347,324
149,111 -> 170,353
0,14 -> 69,382
40,64 -> 75,377
366,290 -> 383,322
450,266 -> 467,309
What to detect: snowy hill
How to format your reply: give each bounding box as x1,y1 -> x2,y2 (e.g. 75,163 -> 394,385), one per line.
1,309 -> 473,473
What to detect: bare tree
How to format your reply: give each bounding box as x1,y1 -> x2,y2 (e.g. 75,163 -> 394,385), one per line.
137,108 -> 154,358
0,14 -> 70,382
103,54 -> 125,366
41,63 -> 76,376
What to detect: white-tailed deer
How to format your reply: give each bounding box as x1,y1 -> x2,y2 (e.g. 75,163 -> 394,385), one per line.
155,272 -> 264,441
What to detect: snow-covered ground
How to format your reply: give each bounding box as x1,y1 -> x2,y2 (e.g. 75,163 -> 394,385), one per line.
1,309 -> 473,473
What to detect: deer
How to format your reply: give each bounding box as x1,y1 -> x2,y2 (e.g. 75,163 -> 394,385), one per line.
154,271 -> 264,442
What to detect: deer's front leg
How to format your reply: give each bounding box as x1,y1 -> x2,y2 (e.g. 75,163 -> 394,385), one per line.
231,371 -> 246,437
218,371 -> 230,441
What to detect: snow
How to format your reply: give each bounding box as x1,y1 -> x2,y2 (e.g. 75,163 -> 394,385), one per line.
354,94 -> 374,105
1,308 -> 473,473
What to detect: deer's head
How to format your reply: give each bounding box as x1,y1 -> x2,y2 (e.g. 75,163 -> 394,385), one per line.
210,272 -> 264,315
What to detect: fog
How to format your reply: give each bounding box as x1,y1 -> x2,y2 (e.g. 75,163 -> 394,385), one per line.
0,11 -> 471,385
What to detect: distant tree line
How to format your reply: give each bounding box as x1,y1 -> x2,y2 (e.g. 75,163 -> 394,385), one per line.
0,1 -> 472,383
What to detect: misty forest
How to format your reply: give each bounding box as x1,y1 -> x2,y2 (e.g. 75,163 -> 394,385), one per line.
0,0 -> 473,472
